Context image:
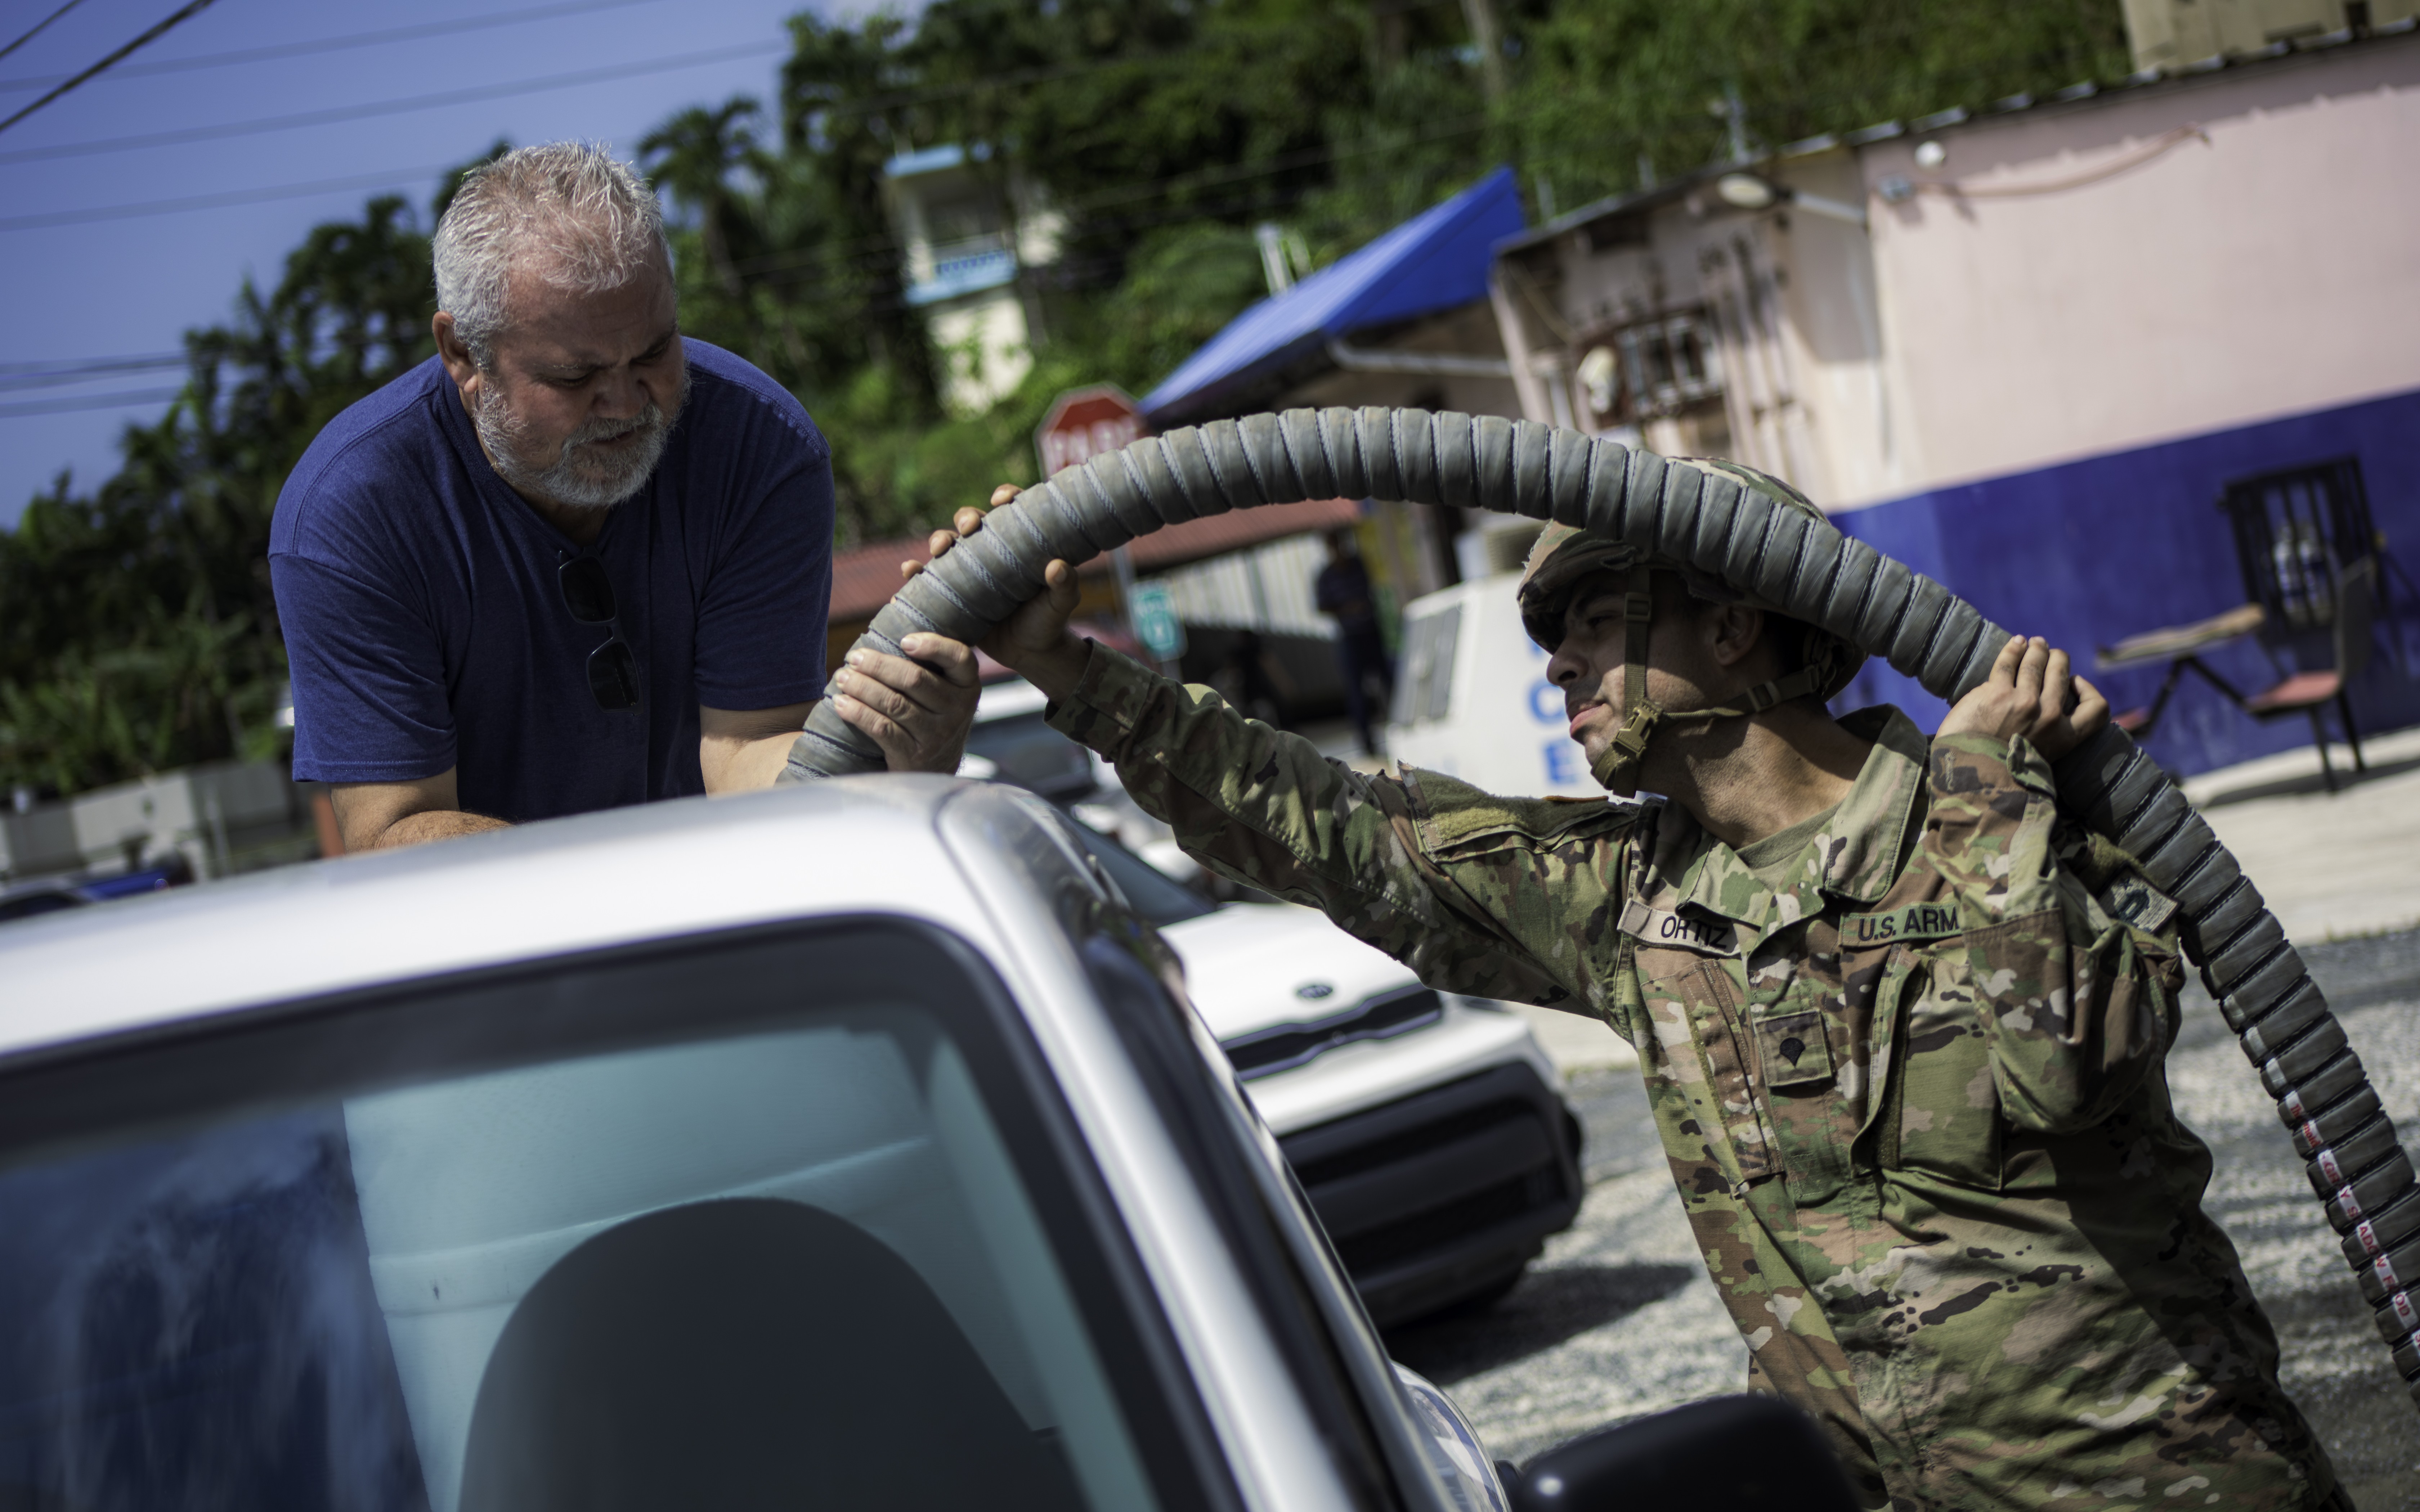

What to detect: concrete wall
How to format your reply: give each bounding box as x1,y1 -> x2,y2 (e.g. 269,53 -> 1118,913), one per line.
1280,302 -> 1527,421
1855,36 -> 2420,504
1765,153 -> 1897,507
0,805 -> 80,878
1498,152 -> 1890,506
1496,36 -> 2420,510
2,761 -> 311,883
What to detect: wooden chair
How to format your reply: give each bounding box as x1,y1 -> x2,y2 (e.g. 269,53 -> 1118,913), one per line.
2241,557 -> 2375,792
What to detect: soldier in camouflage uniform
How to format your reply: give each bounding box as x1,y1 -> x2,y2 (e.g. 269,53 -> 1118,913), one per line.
908,465 -> 2342,1510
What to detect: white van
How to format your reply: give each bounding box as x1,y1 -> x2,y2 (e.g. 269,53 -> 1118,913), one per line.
964,674 -> 1587,1324
1385,570 -> 1598,799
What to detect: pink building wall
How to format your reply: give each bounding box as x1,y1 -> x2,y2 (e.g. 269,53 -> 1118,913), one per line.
1855,36 -> 2420,505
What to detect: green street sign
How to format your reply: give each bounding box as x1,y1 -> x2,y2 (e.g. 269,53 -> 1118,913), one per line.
1128,579 -> 1187,661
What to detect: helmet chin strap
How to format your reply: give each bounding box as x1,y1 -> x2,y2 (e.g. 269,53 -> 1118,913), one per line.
1588,567 -> 1660,798
1584,566 -> 1827,797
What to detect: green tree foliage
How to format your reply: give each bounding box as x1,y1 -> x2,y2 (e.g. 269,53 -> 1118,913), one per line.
4,0 -> 2132,797
1507,0 -> 2132,210
0,193 -> 436,796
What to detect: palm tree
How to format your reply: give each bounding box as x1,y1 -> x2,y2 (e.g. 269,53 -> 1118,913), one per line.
641,96 -> 766,298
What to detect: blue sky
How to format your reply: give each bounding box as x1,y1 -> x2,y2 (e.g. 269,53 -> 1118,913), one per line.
0,0 -> 866,527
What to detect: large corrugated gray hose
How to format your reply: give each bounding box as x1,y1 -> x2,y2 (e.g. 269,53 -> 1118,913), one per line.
783,406 -> 2420,1401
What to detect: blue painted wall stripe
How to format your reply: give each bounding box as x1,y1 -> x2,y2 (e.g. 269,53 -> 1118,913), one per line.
1825,386 -> 2420,777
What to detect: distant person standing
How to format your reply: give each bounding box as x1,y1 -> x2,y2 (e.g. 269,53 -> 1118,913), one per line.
1313,527 -> 1394,755
1210,628 -> 1295,728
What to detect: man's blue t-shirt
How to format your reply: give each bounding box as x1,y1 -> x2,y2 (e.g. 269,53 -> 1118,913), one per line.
269,340 -> 833,824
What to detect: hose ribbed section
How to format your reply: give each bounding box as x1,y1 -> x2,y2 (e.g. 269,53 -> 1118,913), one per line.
783,407 -> 2419,1399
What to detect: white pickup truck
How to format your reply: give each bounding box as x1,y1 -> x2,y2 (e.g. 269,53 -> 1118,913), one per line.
0,776 -> 1852,1512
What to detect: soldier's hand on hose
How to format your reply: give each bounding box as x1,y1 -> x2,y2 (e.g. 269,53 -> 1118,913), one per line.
1936,634 -> 2110,760
902,485 -> 1089,701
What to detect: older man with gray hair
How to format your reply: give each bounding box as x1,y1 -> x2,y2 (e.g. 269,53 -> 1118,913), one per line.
271,142 -> 977,850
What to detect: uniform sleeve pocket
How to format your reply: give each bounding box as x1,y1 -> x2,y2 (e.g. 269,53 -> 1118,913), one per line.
1642,962 -> 1777,1187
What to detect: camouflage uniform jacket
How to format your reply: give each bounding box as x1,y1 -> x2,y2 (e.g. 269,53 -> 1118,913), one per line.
1046,644 -> 2338,1512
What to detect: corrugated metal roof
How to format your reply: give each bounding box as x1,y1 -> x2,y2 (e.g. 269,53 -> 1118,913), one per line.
1140,166 -> 1525,425
826,497 -> 1363,622
1124,496 -> 1362,573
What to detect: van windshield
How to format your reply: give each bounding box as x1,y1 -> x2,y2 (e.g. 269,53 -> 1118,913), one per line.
0,923 -> 1198,1512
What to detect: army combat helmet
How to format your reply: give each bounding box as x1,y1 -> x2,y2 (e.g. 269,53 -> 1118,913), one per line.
1515,461 -> 1865,797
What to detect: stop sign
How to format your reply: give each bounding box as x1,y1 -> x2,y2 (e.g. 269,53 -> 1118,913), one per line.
1036,385 -> 1146,477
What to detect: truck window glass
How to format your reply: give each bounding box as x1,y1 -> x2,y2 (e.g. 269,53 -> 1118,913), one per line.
0,923 -> 1201,1512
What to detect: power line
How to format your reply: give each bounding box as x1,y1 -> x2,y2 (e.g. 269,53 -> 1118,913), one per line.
0,0 -> 675,93
0,352 -> 184,374
724,109 -> 1491,282
0,163 -> 458,234
807,50 -> 1176,121
0,37 -> 784,165
0,386 -> 184,421
0,0 -> 89,66
0,47 -> 1164,232
0,0 -> 220,139
0,353 -> 188,392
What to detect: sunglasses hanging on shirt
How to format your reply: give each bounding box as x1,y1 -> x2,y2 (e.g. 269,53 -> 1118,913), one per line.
558,555 -> 642,712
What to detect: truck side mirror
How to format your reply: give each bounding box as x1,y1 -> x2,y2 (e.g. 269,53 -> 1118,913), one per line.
1392,1362 -> 1510,1511
1510,1394 -> 1861,1512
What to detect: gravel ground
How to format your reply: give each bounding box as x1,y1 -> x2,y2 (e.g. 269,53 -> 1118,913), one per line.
1385,929 -> 2420,1505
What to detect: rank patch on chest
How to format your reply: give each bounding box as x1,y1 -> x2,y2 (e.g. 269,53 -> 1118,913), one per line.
1751,1009 -> 1835,1088
1841,901 -> 1963,948
2097,874 -> 2179,934
1617,899 -> 1740,955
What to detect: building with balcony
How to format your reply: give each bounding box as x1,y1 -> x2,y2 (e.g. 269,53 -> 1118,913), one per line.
881,143 -> 1064,414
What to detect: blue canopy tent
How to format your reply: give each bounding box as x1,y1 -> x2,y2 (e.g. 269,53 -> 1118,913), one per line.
1140,167 -> 1526,428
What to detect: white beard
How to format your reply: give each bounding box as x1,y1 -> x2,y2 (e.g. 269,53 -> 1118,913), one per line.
475,369 -> 688,510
